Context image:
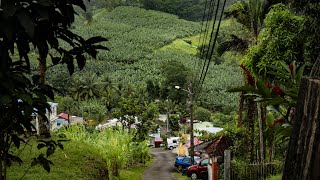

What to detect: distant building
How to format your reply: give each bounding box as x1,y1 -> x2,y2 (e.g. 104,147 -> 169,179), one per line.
193,121 -> 223,136
32,102 -> 58,134
96,118 -> 121,130
51,113 -> 84,130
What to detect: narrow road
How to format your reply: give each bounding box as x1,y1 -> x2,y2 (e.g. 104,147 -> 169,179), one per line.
141,148 -> 177,180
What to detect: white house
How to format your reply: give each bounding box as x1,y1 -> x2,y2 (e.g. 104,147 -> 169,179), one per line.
51,118 -> 69,130
33,102 -> 58,134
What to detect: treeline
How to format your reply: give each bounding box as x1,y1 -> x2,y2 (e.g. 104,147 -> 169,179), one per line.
81,0 -> 237,21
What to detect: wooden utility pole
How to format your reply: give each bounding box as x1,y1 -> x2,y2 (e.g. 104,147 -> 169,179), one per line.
283,78 -> 320,180
189,83 -> 195,165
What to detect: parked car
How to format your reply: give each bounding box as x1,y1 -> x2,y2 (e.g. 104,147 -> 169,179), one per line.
186,157 -> 209,179
174,156 -> 200,172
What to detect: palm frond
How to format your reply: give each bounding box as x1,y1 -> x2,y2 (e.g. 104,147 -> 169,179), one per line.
217,34 -> 249,56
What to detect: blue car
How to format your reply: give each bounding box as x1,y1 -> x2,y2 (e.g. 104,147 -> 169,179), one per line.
174,156 -> 200,172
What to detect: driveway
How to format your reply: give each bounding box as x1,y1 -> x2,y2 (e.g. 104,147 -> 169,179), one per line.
141,148 -> 177,180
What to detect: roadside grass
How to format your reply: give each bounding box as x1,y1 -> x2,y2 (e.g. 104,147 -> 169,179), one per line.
112,159 -> 153,180
7,137 -> 153,180
7,138 -> 108,180
171,172 -> 190,180
266,174 -> 282,180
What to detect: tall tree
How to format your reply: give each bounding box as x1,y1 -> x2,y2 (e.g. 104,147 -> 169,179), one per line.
161,60 -> 191,103
218,0 -> 271,161
70,73 -> 103,101
0,0 -> 107,178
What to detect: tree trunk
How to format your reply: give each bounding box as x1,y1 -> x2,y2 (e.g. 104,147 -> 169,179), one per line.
247,98 -> 256,162
283,78 -> 320,180
257,103 -> 265,162
0,133 -> 4,180
238,92 -> 244,128
38,58 -> 51,137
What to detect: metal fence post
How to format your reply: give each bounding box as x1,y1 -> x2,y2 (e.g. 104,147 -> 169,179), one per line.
224,150 -> 231,180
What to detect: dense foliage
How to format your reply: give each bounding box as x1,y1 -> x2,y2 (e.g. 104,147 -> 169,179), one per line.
61,126 -> 151,178
242,4 -> 305,78
0,0 -> 107,179
141,0 -> 238,21
44,7 -> 242,114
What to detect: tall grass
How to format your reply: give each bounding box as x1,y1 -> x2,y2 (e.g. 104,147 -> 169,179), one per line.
59,125 -> 150,179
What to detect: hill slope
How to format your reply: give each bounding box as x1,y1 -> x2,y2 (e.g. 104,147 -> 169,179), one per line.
46,6 -> 241,110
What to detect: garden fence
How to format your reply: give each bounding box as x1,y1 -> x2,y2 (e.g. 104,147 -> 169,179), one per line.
228,161 -> 283,180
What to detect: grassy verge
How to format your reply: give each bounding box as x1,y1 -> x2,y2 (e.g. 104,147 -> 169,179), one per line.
266,174 -> 282,180
7,137 -> 153,180
112,159 -> 153,180
171,172 -> 190,180
7,139 -> 108,180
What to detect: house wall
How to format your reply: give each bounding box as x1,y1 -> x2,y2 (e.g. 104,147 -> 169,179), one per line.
51,119 -> 68,130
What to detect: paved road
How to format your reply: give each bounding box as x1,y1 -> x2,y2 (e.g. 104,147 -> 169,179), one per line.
141,148 -> 177,180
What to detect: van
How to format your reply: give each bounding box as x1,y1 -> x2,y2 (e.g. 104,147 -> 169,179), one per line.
167,137 -> 179,150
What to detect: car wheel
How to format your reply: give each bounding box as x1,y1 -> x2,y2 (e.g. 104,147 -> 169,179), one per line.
191,172 -> 197,179
169,146 -> 173,150
177,165 -> 183,172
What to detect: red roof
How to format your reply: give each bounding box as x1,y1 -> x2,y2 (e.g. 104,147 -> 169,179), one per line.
58,113 -> 69,120
186,137 -> 203,148
155,137 -> 163,142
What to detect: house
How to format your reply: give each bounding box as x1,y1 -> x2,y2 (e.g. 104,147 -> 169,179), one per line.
51,118 -> 69,130
51,113 -> 84,130
194,121 -> 223,136
154,137 -> 163,148
96,118 -> 122,130
32,102 -> 58,134
149,132 -> 163,148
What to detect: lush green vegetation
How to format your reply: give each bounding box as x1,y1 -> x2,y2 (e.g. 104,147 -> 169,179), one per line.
8,126 -> 151,179
266,174 -> 282,180
171,172 -> 190,180
8,139 -> 108,179
45,6 -> 242,118
4,0 -> 320,178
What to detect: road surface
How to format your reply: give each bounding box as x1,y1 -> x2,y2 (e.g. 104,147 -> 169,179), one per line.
141,148 -> 177,180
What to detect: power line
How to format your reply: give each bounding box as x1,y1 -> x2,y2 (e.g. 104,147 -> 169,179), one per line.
192,0 -> 209,86
198,0 -> 228,90
198,0 -> 220,90
195,0 -> 216,93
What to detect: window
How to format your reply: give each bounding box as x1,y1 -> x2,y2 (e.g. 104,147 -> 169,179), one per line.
183,158 -> 190,162
57,123 -> 61,126
200,159 -> 208,166
193,160 -> 198,165
173,140 -> 177,143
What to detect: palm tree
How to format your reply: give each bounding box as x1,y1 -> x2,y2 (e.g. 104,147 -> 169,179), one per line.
218,0 -> 270,55
70,72 -> 102,101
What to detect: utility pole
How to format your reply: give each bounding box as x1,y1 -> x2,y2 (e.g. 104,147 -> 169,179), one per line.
188,83 -> 195,165
175,84 -> 195,164
166,97 -> 170,136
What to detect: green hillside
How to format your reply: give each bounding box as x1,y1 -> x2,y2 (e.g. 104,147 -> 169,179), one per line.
46,6 -> 241,111
73,6 -> 201,63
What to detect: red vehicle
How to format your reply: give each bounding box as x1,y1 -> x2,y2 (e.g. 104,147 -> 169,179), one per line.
186,157 -> 208,179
